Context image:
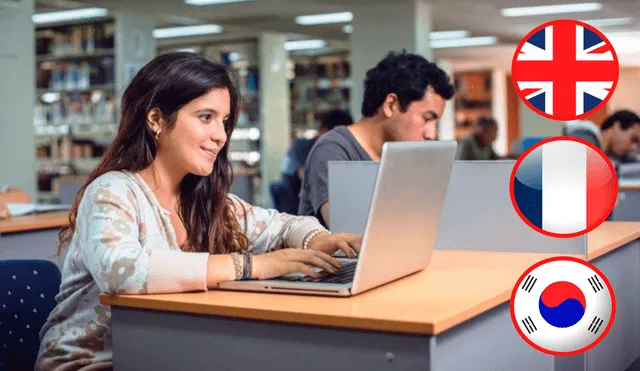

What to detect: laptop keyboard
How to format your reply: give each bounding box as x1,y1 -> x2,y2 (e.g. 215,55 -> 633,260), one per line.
281,261 -> 357,284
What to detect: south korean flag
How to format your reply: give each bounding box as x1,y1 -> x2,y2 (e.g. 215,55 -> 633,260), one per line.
510,256 -> 615,356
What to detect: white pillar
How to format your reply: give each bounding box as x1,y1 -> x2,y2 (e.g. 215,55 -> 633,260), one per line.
436,59 -> 455,141
0,0 -> 36,197
258,32 -> 290,208
350,0 -> 433,121
491,69 -> 508,156
114,12 -> 156,94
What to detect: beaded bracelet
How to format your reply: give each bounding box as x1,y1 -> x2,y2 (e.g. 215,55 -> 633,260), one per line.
230,253 -> 244,280
303,229 -> 330,250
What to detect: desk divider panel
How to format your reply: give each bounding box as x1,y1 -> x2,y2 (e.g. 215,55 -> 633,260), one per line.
329,160 -> 586,258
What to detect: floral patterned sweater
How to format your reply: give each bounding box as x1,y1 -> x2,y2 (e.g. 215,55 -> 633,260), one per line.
36,171 -> 326,370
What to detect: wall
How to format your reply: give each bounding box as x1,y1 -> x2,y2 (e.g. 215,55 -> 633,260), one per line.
0,0 -> 36,197
608,67 -> 640,113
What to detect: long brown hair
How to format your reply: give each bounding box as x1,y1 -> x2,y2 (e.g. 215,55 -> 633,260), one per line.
57,52 -> 250,255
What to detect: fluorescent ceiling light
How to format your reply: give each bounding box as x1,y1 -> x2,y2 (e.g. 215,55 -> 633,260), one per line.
153,24 -> 223,39
431,36 -> 498,48
581,17 -> 633,27
430,30 -> 470,40
501,2 -> 602,17
32,8 -> 108,24
285,39 -> 327,51
185,0 -> 255,5
342,24 -> 353,34
296,12 -> 352,25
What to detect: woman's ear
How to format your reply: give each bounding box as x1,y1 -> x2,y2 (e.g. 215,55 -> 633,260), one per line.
381,93 -> 399,119
146,108 -> 164,133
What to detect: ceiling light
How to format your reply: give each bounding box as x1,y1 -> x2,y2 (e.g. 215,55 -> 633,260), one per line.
153,24 -> 223,39
285,39 -> 327,51
581,17 -> 633,27
430,30 -> 470,40
185,0 -> 255,5
431,36 -> 498,48
295,12 -> 352,25
501,2 -> 602,17
32,8 -> 108,24
343,24 -> 353,34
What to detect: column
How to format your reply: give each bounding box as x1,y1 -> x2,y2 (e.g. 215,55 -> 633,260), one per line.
350,0 -> 433,120
0,0 -> 36,197
258,32 -> 290,208
114,12 -> 156,94
492,69 -> 508,156
436,59 -> 455,141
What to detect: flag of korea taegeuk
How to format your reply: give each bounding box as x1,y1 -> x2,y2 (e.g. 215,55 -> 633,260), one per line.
510,256 -> 615,356
509,137 -> 618,238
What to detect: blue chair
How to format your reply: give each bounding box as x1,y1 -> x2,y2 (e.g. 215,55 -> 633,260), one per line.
0,260 -> 61,371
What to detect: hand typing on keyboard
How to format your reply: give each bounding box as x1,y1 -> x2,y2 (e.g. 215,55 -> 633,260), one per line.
286,261 -> 358,284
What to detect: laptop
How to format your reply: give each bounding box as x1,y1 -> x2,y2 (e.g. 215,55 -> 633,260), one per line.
218,140 -> 457,297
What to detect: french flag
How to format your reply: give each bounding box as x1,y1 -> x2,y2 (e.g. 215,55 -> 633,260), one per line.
511,138 -> 617,236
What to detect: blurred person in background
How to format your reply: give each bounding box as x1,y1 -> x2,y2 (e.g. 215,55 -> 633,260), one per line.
455,116 -> 499,161
564,110 -> 640,168
270,109 -> 353,214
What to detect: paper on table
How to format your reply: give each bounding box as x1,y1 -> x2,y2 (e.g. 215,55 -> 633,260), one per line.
6,203 -> 71,217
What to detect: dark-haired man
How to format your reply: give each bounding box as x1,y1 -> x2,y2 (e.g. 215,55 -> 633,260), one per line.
564,110 -> 640,168
455,116 -> 499,161
298,51 -> 455,227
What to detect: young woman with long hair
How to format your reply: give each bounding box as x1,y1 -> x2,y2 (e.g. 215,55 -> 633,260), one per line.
36,52 -> 361,371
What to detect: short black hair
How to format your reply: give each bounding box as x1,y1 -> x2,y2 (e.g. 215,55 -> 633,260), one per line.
475,116 -> 497,128
601,110 -> 640,131
361,50 -> 455,117
320,109 -> 353,131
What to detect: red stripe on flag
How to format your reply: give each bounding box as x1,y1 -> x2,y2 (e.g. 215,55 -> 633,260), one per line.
589,45 -> 610,54
586,148 -> 616,229
520,89 -> 540,97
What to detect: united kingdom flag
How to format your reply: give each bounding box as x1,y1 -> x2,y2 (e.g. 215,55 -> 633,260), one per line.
512,20 -> 619,121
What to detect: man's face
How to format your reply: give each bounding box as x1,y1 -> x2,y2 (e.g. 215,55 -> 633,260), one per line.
480,124 -> 498,147
611,122 -> 640,157
384,87 -> 446,142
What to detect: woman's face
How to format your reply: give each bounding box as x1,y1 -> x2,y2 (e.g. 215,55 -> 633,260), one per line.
158,88 -> 230,177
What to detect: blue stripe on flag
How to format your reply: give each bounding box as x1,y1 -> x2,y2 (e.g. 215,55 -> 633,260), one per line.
514,147 -> 543,228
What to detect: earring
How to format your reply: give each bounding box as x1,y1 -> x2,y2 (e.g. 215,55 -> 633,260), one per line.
154,128 -> 161,141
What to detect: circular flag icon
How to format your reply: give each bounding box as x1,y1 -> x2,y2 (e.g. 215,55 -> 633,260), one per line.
512,19 -> 619,121
510,256 -> 615,356
510,137 -> 618,238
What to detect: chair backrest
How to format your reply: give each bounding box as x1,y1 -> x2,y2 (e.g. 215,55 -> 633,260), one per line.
0,260 -> 61,371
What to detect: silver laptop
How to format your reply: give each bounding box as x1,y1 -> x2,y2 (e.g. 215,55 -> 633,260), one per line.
218,140 -> 457,297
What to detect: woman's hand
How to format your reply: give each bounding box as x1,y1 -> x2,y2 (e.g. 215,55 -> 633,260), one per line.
250,248 -> 343,280
307,232 -> 362,258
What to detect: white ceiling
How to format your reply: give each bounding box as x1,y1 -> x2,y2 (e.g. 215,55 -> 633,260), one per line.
35,0 -> 640,67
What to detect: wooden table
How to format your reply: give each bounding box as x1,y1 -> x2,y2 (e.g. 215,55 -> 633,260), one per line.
0,211 -> 69,267
102,222 -> 640,371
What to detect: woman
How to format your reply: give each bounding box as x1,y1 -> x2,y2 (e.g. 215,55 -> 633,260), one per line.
36,52 -> 361,370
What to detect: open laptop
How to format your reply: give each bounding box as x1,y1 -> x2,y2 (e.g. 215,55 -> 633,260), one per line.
218,140 -> 457,297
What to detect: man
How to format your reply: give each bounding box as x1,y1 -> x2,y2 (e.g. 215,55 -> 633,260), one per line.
271,109 -> 353,214
298,51 -> 455,227
455,116 -> 499,160
564,110 -> 640,168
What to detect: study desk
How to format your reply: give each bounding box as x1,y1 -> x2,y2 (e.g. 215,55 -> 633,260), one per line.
102,222 -> 640,371
0,211 -> 68,267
